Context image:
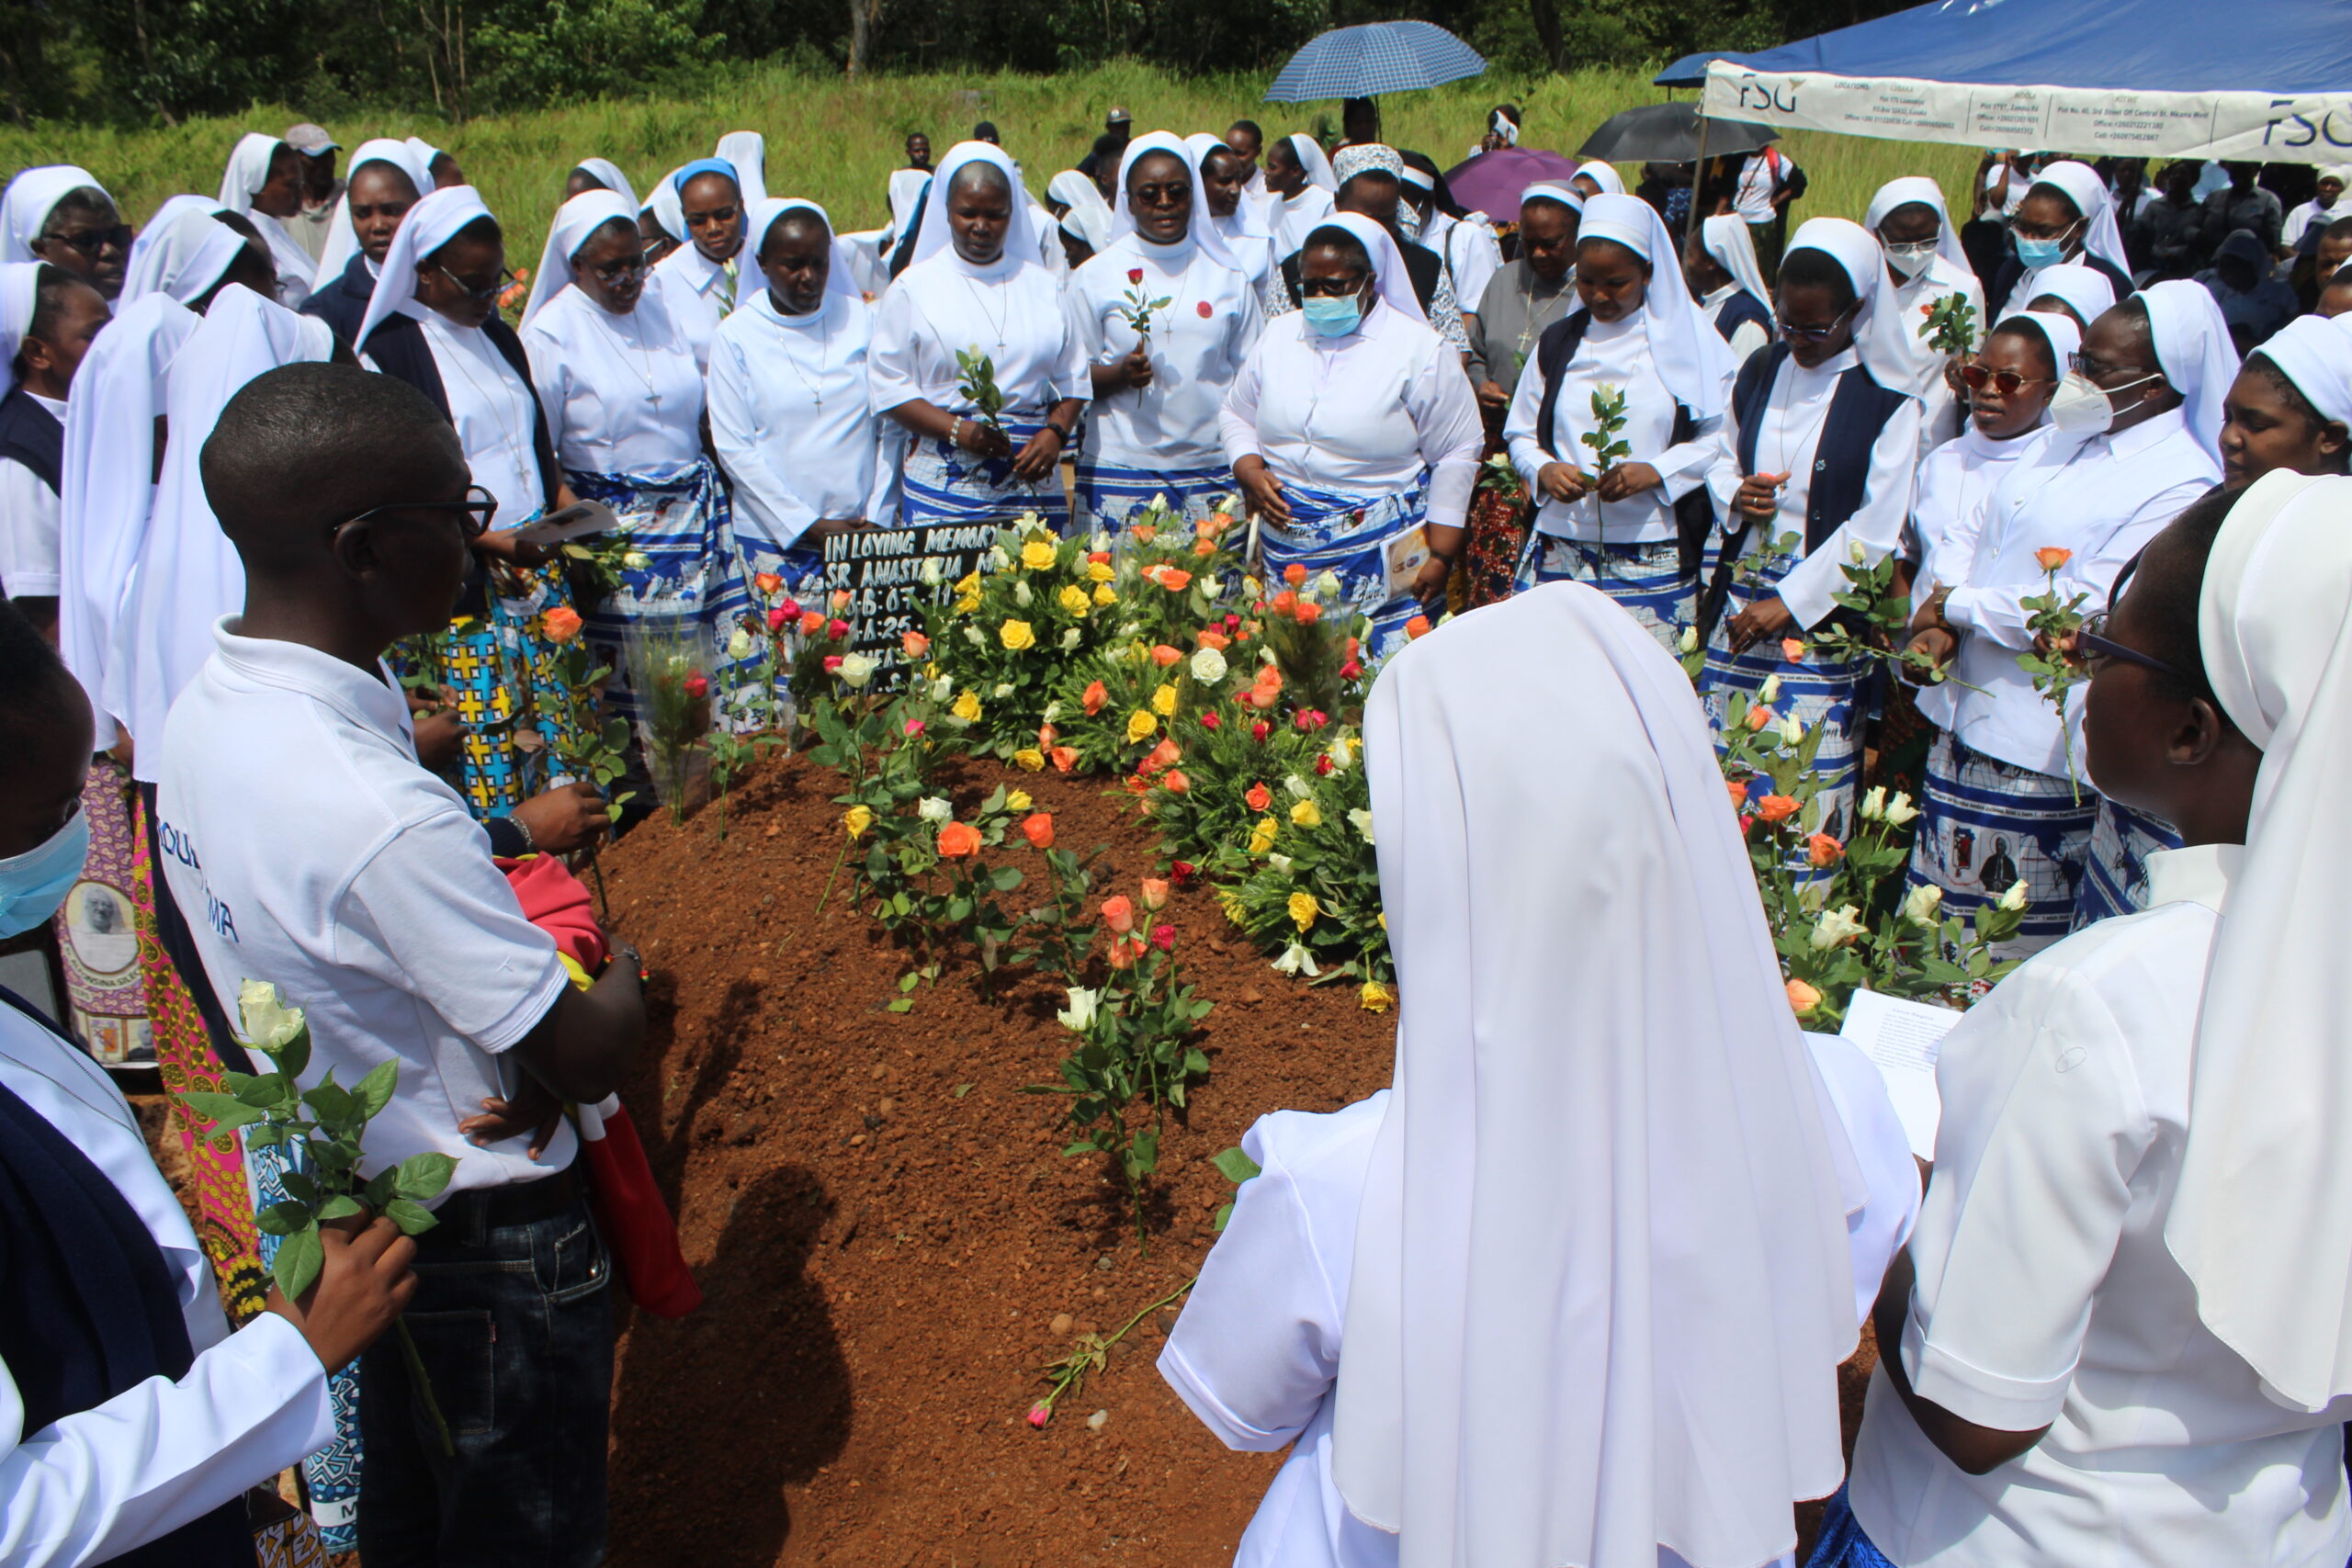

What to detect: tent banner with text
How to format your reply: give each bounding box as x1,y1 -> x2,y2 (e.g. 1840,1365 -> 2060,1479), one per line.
1702,61 -> 2352,161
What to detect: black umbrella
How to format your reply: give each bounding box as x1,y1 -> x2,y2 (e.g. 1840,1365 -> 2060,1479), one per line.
1577,102 -> 1777,163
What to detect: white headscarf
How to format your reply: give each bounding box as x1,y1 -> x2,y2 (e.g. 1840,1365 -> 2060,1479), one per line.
1574,160 -> 1626,196
743,197 -> 858,300
906,141 -> 1039,276
2021,260 -> 2116,326
216,132 -> 284,213
1864,175 -> 1973,277
1,165 -> 109,265
1286,133 -> 1339,195
1332,581 -> 1861,1568
1109,132 -> 1239,273
1048,169 -> 1115,252
2029,159 -> 2132,276
885,167 -> 931,243
1302,209 -> 1425,326
2249,311 -> 2352,431
404,138 -> 445,184
121,197 -> 244,305
641,167 -> 688,246
522,189 -> 639,325
310,138 -> 433,291
715,131 -> 769,206
355,185 -> 496,353
1785,216 -> 1910,386
2168,469 -> 2352,1413
0,262 -> 42,382
1993,308 -> 2082,394
1487,107 -> 1521,148
2134,277 -> 2241,465
1702,212 -> 1773,323
1578,193 -> 1737,419
1187,132 -> 1274,255
571,157 -> 639,212
1521,180 -> 1585,217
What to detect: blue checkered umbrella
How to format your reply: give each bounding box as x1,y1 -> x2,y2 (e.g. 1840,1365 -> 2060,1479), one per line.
1263,21 -> 1487,103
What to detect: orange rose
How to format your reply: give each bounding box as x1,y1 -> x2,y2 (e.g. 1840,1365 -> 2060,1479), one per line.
1143,739 -> 1182,774
1049,745 -> 1080,773
1806,831 -> 1844,868
1785,977 -> 1823,1016
1101,895 -> 1136,934
1133,524 -> 1159,544
1269,590 -> 1298,616
1138,878 -> 1170,910
1088,549 -> 1112,565
1158,568 -> 1193,592
1106,934 -> 1144,970
1747,705 -> 1775,731
1151,644 -> 1182,668
1037,722 -> 1058,747
1755,795 -> 1802,824
1781,637 -> 1807,663
1405,615 -> 1432,640
1162,769 -> 1190,794
799,609 -> 828,637
1246,782 -> 1272,811
1021,812 -> 1055,849
752,571 -> 785,597
1253,665 -> 1283,694
1082,680 -> 1107,716
541,605 -> 583,643
1247,683 -> 1279,711
2034,547 -> 2074,571
1295,601 -> 1322,626
1726,780 -> 1749,811
1196,627 -> 1230,650
902,629 -> 931,659
830,589 -> 853,612
1193,537 -> 1215,558
937,821 -> 982,857
1283,563 -> 1308,586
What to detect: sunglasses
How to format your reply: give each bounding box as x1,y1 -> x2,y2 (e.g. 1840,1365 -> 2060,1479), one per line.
435,263 -> 517,304
1960,363 -> 2054,395
586,253 -> 649,286
331,485 -> 499,540
40,223 -> 132,257
1777,304 -> 1855,344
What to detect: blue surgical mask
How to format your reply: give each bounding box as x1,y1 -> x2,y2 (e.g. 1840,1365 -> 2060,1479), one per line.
1302,294 -> 1363,338
0,811 -> 90,939
2015,236 -> 2068,269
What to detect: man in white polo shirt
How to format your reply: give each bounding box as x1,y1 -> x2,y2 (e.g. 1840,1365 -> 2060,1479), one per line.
154,362 -> 644,1568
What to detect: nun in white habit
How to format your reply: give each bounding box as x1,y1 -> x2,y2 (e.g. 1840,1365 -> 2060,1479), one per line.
307,138 -> 433,299
639,166 -> 689,265
523,188 -> 754,731
709,197 -> 899,620
1266,134 -> 1340,260
0,165 -> 124,305
870,141 -> 1088,533
568,156 -> 639,211
713,131 -> 769,207
1504,192 -> 1736,653
1700,217 -> 1923,842
1864,175 -> 1986,454
217,131 -> 319,308
1186,131 -> 1276,291
2015,259 -> 2114,333
1690,214 -> 1774,363
1219,211 -> 1481,659
650,158 -> 751,370
1572,159 -> 1626,197
1987,158 -> 2132,320
1159,582 -> 1880,1568
0,165 -> 109,265
2224,310 -> 2352,486
1066,130 -> 1262,535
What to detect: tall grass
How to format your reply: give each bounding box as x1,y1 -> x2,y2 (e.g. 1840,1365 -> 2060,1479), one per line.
0,62 -> 1982,275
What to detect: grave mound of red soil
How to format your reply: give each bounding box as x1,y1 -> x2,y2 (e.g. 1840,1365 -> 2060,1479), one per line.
594,750 -> 1401,1566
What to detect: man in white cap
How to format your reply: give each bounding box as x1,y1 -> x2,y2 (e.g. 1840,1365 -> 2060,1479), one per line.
283,122 -> 342,264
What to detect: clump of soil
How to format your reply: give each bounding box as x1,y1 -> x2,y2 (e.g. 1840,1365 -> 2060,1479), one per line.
595,751 -> 1400,1565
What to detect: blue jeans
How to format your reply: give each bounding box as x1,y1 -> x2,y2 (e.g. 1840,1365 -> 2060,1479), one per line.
358,1168 -> 614,1568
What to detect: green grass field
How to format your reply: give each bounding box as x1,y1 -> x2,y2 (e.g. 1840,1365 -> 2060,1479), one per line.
0,62 -> 1983,276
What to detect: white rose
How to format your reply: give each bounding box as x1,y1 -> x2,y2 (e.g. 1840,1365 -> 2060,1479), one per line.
964,626 -> 986,648
1324,739 -> 1352,773
1017,510 -> 1043,530
727,626 -> 755,660
237,980 -> 306,1051
1998,879 -> 2030,911
1679,626 -> 1698,654
1012,578 -> 1034,608
1042,701 -> 1062,723
1758,673 -> 1782,704
1056,987 -> 1100,1032
1849,538 -> 1869,565
1283,774 -> 1313,798
920,557 -> 944,586
1883,791 -> 1919,827
931,676 -> 955,702
838,651 -> 878,688
622,550 -> 651,570
918,796 -> 953,823
1314,570 -> 1342,599
990,682 -> 1013,699
1901,883 -> 1944,927
1060,627 -> 1080,650
1272,942 -> 1322,977
1810,904 -> 1869,951
1190,647 -> 1229,685
1148,491 -> 1170,514
1266,852 -> 1294,873
986,546 -> 1010,571
1347,807 -> 1375,843
1779,712 -> 1804,747
1860,784 -> 1886,821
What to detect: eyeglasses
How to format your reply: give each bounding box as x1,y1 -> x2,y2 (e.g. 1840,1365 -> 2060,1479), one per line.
2011,215 -> 2085,243
1960,363 -> 2054,395
1299,273 -> 1369,298
1777,304 -> 1855,344
331,486 -> 499,539
435,263 -> 516,304
2068,608 -> 2189,680
39,223 -> 132,257
586,252 -> 649,286
2066,350 -> 2165,394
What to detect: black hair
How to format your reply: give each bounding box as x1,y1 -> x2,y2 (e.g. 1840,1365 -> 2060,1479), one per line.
425,214 -> 501,272
2025,178 -> 2085,221
2323,215 -> 2352,244
1337,169 -> 1399,199
2327,262 -> 2352,289
972,120 -> 1000,142
2125,484 -> 2234,713
572,214 -> 639,264
42,186 -> 114,231
2242,352 -> 2330,436
1777,245 -> 1858,310
1303,223 -> 1372,275
1575,235 -> 1647,276
1125,146 -> 1188,194
214,209 -> 261,243
19,264 -> 77,367
200,362 -> 463,558
0,596 -> 80,759
1987,316 -> 2061,381
1227,118 -> 1263,145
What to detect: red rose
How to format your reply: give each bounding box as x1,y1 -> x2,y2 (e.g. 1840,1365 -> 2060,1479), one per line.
1127,267 -> 1144,284
1250,720 -> 1270,743
1199,711 -> 1221,729
1196,300 -> 1213,317
1149,922 -> 1176,953
1339,659 -> 1363,680
1170,860 -> 1195,886
829,617 -> 851,640
767,606 -> 788,631
684,673 -> 710,699
822,655 -> 843,672
1315,754 -> 1333,775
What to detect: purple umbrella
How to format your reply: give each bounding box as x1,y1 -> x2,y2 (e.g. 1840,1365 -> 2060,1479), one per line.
1443,146 -> 1580,217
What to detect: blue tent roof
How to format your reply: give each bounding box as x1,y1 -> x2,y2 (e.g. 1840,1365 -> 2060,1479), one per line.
1657,0 -> 2352,94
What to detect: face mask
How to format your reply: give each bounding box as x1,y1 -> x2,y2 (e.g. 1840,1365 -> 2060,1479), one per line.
1883,240 -> 1937,279
2015,236 -> 2068,269
2048,368 -> 2162,435
1302,293 -> 1364,338
0,811 -> 90,939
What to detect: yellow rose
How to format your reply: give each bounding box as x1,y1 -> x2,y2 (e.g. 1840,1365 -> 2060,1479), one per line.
843,804 -> 875,840
953,592 -> 980,615
1012,750 -> 1045,774
1150,682 -> 1178,716
953,570 -> 980,596
1021,539 -> 1057,571
1092,582 -> 1117,607
1242,576 -> 1262,598
1007,789 -> 1034,810
1287,890 -> 1320,931
1125,709 -> 1158,744
952,689 -> 982,722
1377,910 -> 1387,930
1248,816 -> 1278,854
1359,980 -> 1392,1013
1000,618 -> 1035,650
1087,560 -> 1114,582
1056,584 -> 1091,617
1290,797 -> 1323,829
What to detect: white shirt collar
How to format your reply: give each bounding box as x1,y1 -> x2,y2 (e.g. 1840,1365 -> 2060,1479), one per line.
209,617 -> 413,750
2144,841 -> 2241,912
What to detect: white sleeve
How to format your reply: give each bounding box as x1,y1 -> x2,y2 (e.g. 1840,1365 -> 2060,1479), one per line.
704,332 -> 817,551
1705,389 -> 1747,520
865,286 -> 926,412
0,461 -> 61,599
1050,284 -> 1091,407
1656,409 -> 1724,502
1777,395 -> 1924,630
1501,347 -> 1554,488
1218,342 -> 1266,469
865,420 -> 905,528
0,1313 -> 332,1568
1410,342 -> 1484,533
1451,224 -> 1501,321
1730,320 -> 1770,365
1945,474 -> 2212,650
1065,272 -> 1110,366
519,324 -> 568,449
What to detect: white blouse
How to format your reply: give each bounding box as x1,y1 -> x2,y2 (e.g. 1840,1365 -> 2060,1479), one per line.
1502,308 -> 1727,545
869,254 -> 1090,418
650,242 -> 741,371
707,288 -> 899,551
419,313 -> 544,529
0,390 -> 65,598
1067,234 -> 1262,469
1272,186 -> 1340,261
521,285 -> 704,479
1884,256 -> 1985,457
1219,300 -> 1484,533
1702,346 -> 1923,629
1909,422 -> 2036,607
